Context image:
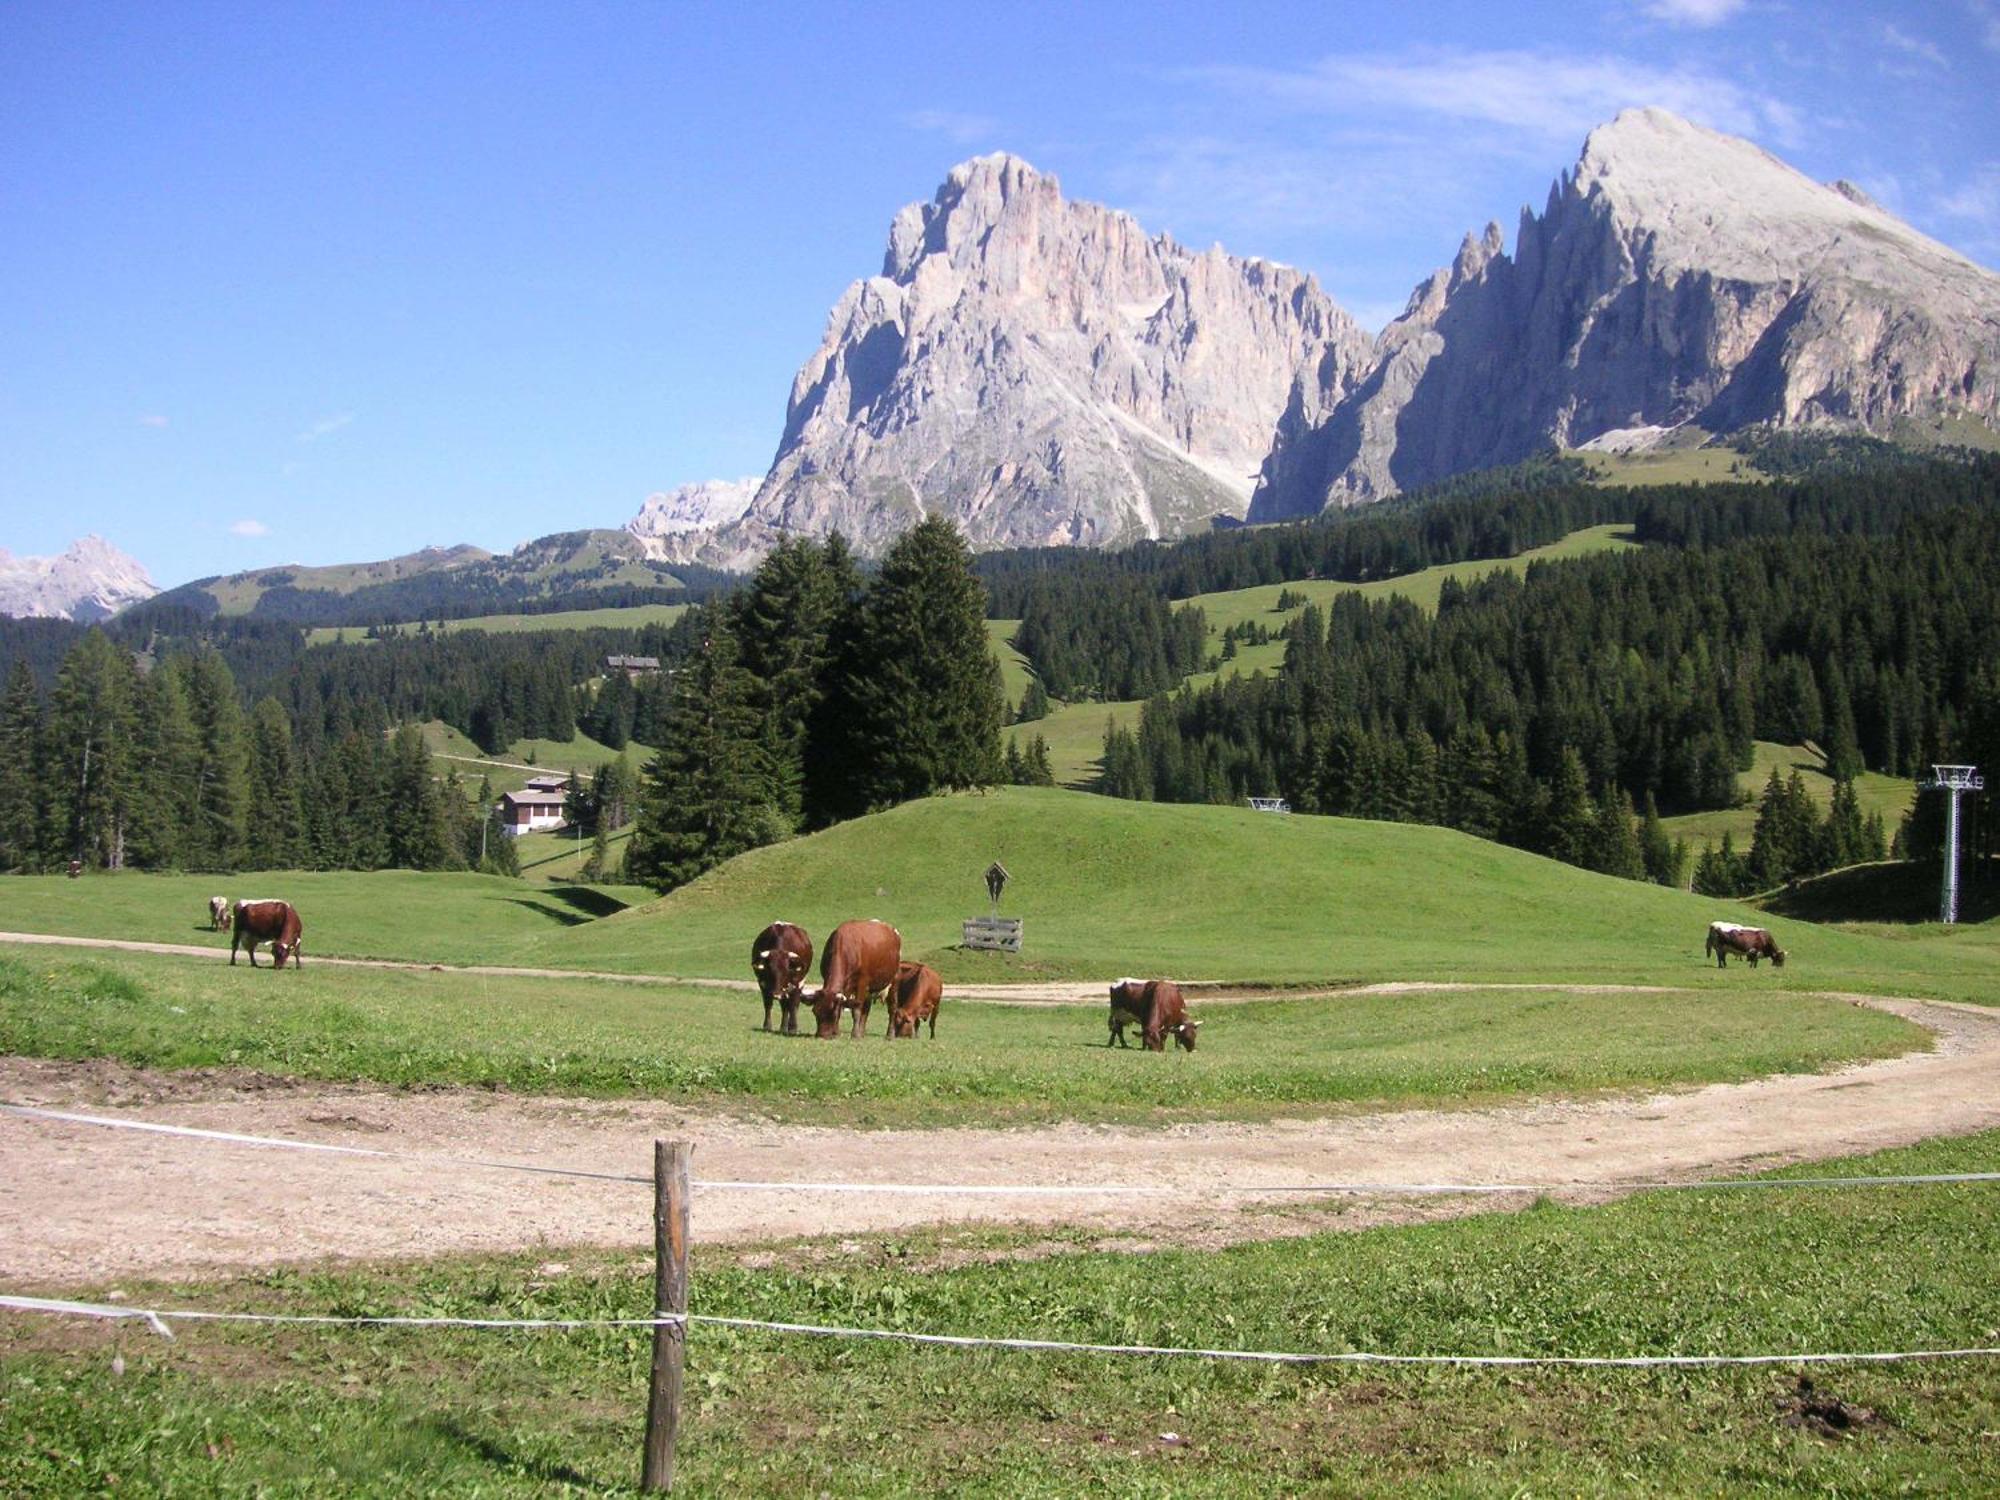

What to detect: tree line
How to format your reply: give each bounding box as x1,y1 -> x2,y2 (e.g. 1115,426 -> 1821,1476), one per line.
1093,497 -> 2000,887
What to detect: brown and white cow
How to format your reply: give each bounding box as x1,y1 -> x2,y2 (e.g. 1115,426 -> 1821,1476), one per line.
751,921 -> 814,1035
887,961 -> 942,1040
808,919 -> 901,1039
231,900 -> 304,970
208,895 -> 231,931
1107,978 -> 1201,1052
1705,921 -> 1787,969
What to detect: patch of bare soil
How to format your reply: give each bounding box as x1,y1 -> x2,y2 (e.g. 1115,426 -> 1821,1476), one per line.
3,992 -> 1999,1288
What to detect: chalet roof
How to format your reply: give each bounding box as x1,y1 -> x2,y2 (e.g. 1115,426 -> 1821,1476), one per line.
522,773 -> 571,791
606,654 -> 661,669
502,788 -> 568,808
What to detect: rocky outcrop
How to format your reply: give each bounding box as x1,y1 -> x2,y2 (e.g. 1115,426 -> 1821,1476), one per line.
680,154 -> 1372,564
624,478 -> 760,561
0,536 -> 157,621
1253,108 -> 2000,519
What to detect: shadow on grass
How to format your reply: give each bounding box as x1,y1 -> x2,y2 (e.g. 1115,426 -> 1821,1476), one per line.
428,1418 -> 614,1492
545,885 -> 634,920
501,897 -> 593,928
1758,858 -> 2000,925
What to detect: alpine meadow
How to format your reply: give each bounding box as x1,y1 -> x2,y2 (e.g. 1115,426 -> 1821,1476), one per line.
5,9 -> 2000,1495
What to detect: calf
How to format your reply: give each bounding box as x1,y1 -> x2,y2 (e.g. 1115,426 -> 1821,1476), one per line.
1107,977 -> 1201,1052
1705,921 -> 1786,969
750,921 -> 814,1035
809,919 -> 901,1039
231,899 -> 304,970
208,895 -> 231,931
887,961 -> 942,1040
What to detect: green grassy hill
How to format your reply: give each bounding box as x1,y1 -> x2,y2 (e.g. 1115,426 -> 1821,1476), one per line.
306,601 -> 686,645
1662,740 -> 1914,855
537,786 -> 2000,1002
999,524 -> 1639,786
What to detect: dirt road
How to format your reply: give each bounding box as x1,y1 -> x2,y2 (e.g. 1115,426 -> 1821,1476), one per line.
5,991 -> 1998,1287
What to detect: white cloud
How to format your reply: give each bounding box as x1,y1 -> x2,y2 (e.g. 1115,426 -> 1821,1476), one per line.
297,411 -> 354,442
229,519 -> 269,537
137,413 -> 169,428
1969,0 -> 2000,52
903,109 -> 1001,146
1938,163 -> 2000,227
1880,21 -> 1949,68
1640,0 -> 1747,24
1187,49 -> 1802,154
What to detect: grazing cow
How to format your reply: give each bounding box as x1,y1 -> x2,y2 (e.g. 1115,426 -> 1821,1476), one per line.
1107,977 -> 1201,1052
887,961 -> 942,1040
231,899 -> 304,970
808,919 -> 901,1040
208,895 -> 231,931
750,921 -> 814,1035
1705,921 -> 1787,969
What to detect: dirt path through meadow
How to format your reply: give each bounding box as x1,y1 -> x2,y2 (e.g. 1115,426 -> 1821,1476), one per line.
5,989 -> 1998,1287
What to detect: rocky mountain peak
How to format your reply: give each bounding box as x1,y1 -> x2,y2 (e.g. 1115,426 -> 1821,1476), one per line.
1248,107 -> 2000,519
661,152 -> 1373,567
0,535 -> 158,621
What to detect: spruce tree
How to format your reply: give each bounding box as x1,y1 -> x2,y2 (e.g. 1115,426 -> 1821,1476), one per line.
626,608 -> 785,891
1638,793 -> 1684,888
804,517 -> 1002,822
43,630 -> 141,869
381,724 -> 452,869
127,661 -> 200,870
1542,747 -> 1597,867
735,535 -> 855,827
1591,787 -> 1646,881
0,661 -> 44,872
244,697 -> 304,869
1016,677 -> 1050,723
184,651 -> 250,869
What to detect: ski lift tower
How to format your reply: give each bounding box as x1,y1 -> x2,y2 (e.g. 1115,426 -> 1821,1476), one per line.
1919,764 -> 1983,924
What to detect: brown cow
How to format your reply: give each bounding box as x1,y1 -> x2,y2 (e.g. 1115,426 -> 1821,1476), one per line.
751,921 -> 814,1035
208,895 -> 231,931
887,961 -> 942,1040
231,900 -> 304,970
1107,977 -> 1201,1052
1705,921 -> 1787,969
808,919 -> 901,1039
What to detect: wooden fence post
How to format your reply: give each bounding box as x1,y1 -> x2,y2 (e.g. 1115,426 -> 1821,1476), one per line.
641,1139 -> 690,1492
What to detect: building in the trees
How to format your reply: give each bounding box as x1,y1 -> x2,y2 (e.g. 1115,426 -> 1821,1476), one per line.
606,654 -> 661,678
499,786 -> 568,836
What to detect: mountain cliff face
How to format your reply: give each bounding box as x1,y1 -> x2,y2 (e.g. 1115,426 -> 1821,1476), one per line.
1251,108 -> 2000,518
676,154 -> 1372,565
0,536 -> 157,621
624,478 -> 760,560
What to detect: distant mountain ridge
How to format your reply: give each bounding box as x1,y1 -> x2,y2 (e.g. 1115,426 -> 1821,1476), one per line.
646,108 -> 1999,560
0,536 -> 157,622
138,531 -> 722,628
1250,108 -> 2000,518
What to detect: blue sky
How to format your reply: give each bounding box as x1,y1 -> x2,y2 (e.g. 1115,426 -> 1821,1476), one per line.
4,0 -> 1997,590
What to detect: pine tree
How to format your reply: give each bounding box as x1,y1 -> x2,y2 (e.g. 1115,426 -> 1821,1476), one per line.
126,661 -> 200,870
184,651 -> 250,869
626,608 -> 786,891
43,630 -> 141,869
581,822 -> 610,883
1026,733 -> 1055,787
1693,832 -> 1751,897
380,724 -> 453,869
1638,793 -> 1685,888
736,535 -> 857,827
1591,787 -> 1646,880
1746,767 -> 1819,889
0,661 -> 44,872
1543,747 -> 1597,867
804,517 -> 1002,822
1819,775 -> 1869,872
1016,677 -> 1050,723
243,697 -> 304,869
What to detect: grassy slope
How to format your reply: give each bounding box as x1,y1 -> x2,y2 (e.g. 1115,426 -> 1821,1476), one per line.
0,869 -> 640,968
7,1130 -> 1999,1495
6,790 -> 1991,1001
534,787 -> 2000,1002
415,720 -> 649,799
1566,440 -> 1764,487
1663,739 -> 1915,853
305,601 -> 687,645
0,948 -> 1916,1124
1010,524 -> 1638,786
